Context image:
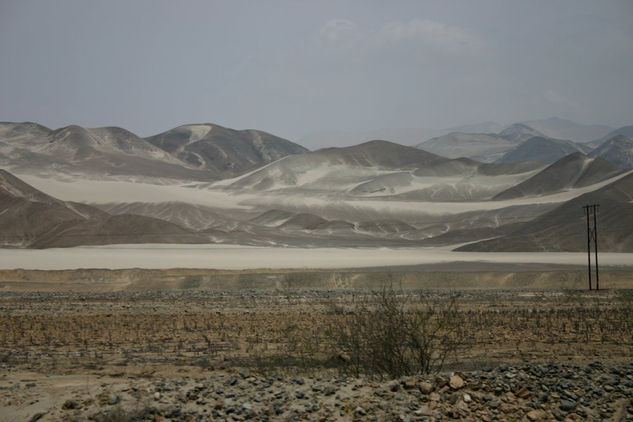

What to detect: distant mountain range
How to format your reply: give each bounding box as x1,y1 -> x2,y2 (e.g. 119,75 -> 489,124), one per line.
416,121 -> 633,168
1,118 -> 632,252
299,117 -> 614,149
496,136 -> 592,164
0,121 -> 307,181
521,117 -> 613,143
145,123 -> 308,177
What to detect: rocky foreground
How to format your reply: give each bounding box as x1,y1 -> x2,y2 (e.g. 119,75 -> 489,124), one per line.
3,362 -> 632,421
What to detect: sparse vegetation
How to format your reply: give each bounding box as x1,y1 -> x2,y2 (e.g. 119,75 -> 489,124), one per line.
1,288 -> 632,376
325,288 -> 461,378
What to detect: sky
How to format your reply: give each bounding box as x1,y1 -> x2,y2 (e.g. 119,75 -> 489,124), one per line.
1,0 -> 632,147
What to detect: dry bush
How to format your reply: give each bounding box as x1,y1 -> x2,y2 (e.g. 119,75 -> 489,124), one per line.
325,288 -> 461,379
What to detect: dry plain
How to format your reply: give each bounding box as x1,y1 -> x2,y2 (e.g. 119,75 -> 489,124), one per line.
1,264 -> 633,421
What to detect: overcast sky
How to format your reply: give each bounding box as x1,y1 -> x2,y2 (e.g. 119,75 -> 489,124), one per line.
1,0 -> 632,145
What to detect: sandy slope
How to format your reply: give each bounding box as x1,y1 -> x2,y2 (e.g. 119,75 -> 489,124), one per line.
17,170 -> 633,218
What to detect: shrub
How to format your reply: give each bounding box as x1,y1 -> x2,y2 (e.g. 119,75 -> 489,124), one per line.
327,288 -> 461,379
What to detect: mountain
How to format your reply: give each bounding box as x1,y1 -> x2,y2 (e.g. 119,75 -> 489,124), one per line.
589,125 -> 633,147
0,122 -> 214,180
457,170 -> 633,252
227,140 -> 452,191
494,153 -> 622,200
588,135 -> 633,169
0,169 -> 207,248
498,123 -> 545,142
300,128 -> 445,149
299,122 -> 505,150
414,123 -> 547,163
521,117 -> 613,143
145,123 -> 308,178
497,136 -> 592,164
221,140 -> 543,203
0,121 -> 308,181
416,132 -> 517,162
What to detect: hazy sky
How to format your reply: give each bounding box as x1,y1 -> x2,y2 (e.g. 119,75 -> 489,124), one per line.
1,0 -> 632,144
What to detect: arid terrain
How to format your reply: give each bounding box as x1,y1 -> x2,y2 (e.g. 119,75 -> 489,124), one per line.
1,267 -> 632,421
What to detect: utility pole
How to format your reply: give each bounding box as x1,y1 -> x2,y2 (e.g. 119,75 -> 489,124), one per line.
583,204 -> 600,291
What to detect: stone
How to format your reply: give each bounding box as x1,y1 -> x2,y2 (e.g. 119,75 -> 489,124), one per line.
560,399 -> 577,411
419,382 -> 434,394
527,409 -> 546,421
403,379 -> 417,390
153,392 -> 161,401
429,392 -> 441,402
27,413 -> 46,422
450,375 -> 465,390
517,387 -> 531,399
463,393 -> 472,403
456,402 -> 469,415
62,400 -> 79,410
414,405 -> 432,416
107,393 -> 120,405
338,352 -> 351,362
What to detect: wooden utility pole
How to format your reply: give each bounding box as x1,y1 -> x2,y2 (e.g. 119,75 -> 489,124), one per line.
583,204 -> 600,290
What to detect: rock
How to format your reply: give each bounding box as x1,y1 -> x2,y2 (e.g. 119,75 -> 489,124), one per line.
456,400 -> 469,412
463,393 -> 472,403
527,409 -> 546,421
517,387 -> 531,399
107,394 -> 120,405
559,399 -> 577,411
429,392 -> 441,402
338,352 -> 351,362
419,382 -> 434,394
552,408 -> 565,421
62,400 -> 79,410
403,379 -> 417,390
153,392 -> 161,401
449,375 -> 465,390
414,405 -> 432,416
28,412 -> 46,422
354,406 -> 366,416
435,376 -> 448,388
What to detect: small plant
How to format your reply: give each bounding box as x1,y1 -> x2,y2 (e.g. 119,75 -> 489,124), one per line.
326,287 -> 461,379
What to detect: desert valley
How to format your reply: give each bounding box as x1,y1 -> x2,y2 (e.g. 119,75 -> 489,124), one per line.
1,118 -> 633,421
2,1 -> 633,420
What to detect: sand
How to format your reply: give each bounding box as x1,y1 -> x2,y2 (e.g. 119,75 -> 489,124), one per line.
1,244 -> 632,270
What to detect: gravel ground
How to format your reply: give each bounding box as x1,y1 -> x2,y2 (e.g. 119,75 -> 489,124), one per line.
3,362 -> 632,421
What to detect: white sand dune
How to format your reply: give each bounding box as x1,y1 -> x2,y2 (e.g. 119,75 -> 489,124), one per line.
17,169 -> 633,218
1,244 -> 632,270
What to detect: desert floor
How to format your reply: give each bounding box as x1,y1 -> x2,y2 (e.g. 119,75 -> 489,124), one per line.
1,265 -> 632,421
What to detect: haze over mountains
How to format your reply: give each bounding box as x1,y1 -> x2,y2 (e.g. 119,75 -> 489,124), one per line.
1,118 -> 632,252
301,118 -> 613,150
0,122 -> 307,181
